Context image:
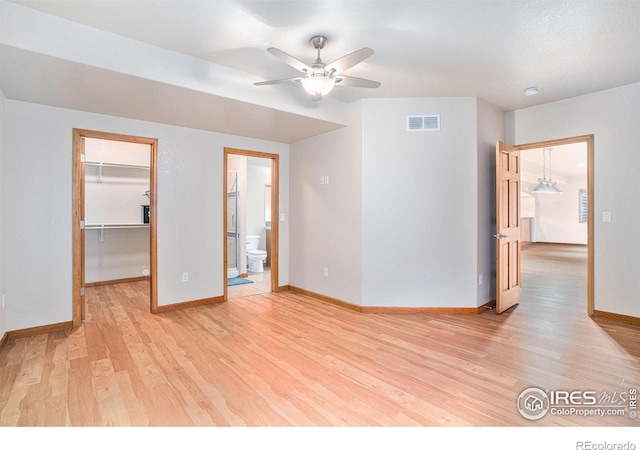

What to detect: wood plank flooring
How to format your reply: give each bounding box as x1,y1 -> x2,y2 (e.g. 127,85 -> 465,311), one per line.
1,244 -> 638,426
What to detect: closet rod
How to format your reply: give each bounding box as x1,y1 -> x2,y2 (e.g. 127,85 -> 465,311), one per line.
85,223 -> 149,242
85,161 -> 150,170
84,224 -> 150,230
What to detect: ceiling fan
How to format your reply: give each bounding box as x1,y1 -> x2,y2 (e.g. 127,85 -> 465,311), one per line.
254,35 -> 381,101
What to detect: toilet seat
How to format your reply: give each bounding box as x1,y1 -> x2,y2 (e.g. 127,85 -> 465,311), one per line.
247,250 -> 267,257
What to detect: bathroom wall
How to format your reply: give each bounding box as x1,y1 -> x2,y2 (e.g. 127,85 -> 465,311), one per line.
507,82 -> 640,318
5,99 -> 289,331
247,159 -> 271,252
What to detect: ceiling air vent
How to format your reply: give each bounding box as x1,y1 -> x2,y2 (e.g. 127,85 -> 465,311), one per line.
407,115 -> 440,131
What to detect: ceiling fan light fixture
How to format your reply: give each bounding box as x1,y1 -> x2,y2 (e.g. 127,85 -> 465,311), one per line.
256,35 -> 379,98
301,74 -> 335,96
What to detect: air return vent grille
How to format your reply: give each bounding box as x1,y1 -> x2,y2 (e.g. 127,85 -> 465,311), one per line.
406,115 -> 440,131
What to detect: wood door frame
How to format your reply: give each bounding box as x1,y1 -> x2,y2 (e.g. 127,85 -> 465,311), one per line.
223,148 -> 279,299
513,134 -> 594,315
72,129 -> 158,327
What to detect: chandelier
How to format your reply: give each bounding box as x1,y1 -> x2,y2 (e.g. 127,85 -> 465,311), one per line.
532,147 -> 562,194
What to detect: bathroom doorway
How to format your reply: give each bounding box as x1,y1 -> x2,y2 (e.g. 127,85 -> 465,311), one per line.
223,148 -> 279,300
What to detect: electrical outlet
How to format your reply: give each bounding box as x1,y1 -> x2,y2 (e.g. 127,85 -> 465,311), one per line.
182,272 -> 189,282
478,275 -> 483,286
323,268 -> 329,277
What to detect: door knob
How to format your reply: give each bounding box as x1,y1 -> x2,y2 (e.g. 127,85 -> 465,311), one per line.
494,233 -> 508,239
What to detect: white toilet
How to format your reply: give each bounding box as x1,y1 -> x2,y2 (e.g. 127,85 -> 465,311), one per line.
246,235 -> 267,273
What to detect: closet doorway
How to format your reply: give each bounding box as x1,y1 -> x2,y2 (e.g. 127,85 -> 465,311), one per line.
224,148 -> 279,300
72,129 -> 158,327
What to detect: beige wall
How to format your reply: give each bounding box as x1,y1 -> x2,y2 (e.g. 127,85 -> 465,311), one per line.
291,97 -> 503,309
5,100 -> 289,331
247,161 -> 271,250
0,89 -> 6,338
521,172 -> 588,245
476,98 -> 505,304
361,97 -> 479,308
508,82 -> 640,318
290,103 -> 363,305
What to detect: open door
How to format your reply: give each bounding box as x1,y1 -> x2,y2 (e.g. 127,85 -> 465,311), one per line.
495,141 -> 521,313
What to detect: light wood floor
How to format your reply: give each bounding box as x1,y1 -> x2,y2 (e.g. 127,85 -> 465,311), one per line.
228,269 -> 271,299
1,244 -> 638,426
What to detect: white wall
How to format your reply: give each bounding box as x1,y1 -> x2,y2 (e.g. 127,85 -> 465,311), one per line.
0,89 -> 6,339
520,146 -> 588,245
361,97 -> 479,308
5,100 -> 289,331
290,103 -> 363,305
476,98 -> 505,304
291,97 -> 501,309
507,82 -> 640,318
522,175 -> 588,245
247,162 -> 271,251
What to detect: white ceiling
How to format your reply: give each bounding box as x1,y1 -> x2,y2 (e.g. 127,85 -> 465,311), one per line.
2,0 -> 640,143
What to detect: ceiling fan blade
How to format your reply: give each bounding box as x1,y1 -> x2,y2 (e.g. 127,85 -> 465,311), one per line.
267,48 -> 312,73
254,77 -> 302,86
325,47 -> 374,73
335,75 -> 381,89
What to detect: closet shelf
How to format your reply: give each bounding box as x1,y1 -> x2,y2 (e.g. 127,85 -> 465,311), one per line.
84,223 -> 149,242
85,161 -> 150,170
85,161 -> 150,182
84,223 -> 149,230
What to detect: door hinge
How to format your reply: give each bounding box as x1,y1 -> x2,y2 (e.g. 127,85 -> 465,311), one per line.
80,153 -> 85,162
80,287 -> 85,297
80,220 -> 85,229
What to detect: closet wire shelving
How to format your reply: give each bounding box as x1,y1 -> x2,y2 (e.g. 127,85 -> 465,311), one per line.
84,160 -> 151,242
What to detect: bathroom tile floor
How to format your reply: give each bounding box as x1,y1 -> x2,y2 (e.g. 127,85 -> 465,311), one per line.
228,268 -> 271,299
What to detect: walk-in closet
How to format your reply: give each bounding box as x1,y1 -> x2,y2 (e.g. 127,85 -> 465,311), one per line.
83,138 -> 151,286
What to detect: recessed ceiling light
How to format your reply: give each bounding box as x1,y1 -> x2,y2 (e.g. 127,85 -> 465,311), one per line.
524,87 -> 539,96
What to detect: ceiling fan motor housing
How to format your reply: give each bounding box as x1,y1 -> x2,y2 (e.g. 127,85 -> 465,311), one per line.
310,35 -> 328,50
